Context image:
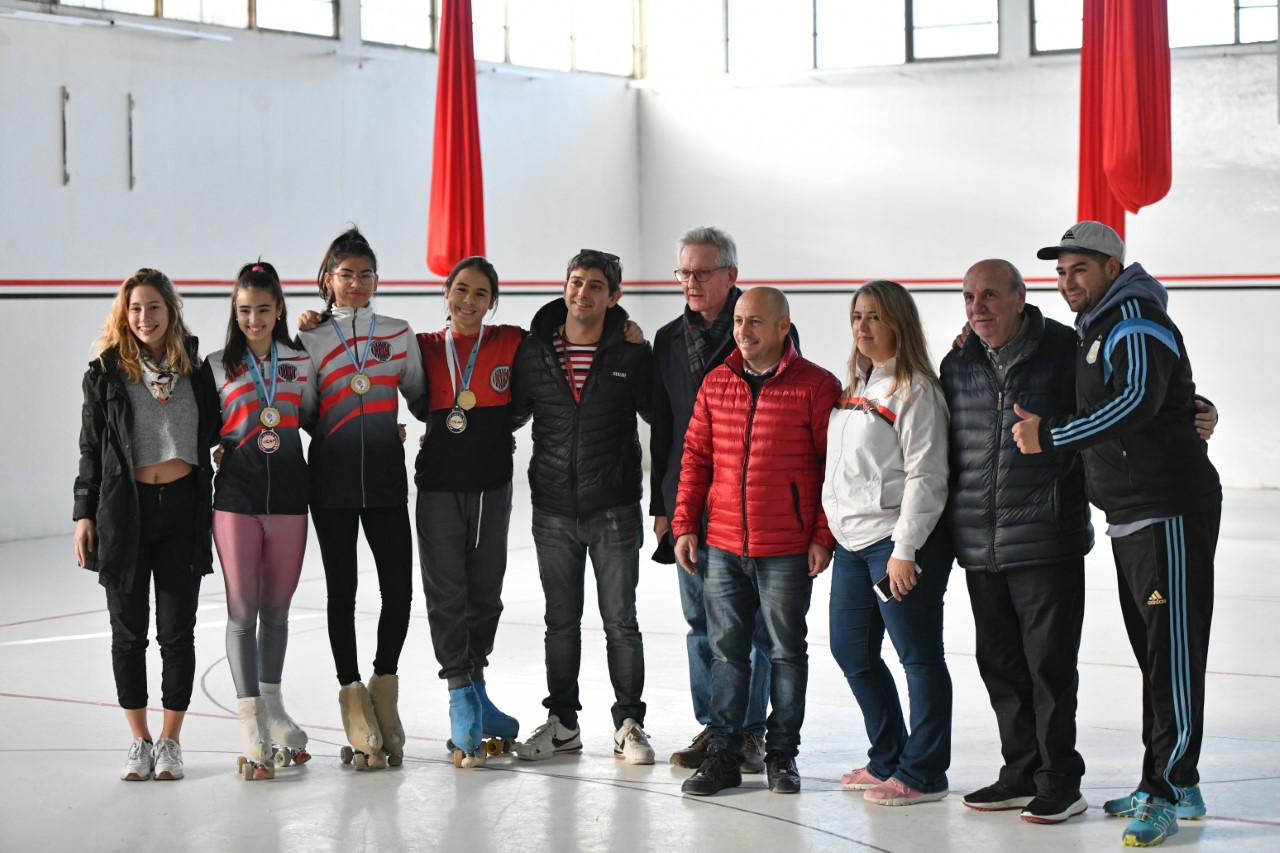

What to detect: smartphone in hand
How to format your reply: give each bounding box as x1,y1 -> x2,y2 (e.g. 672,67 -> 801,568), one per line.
873,565 -> 923,603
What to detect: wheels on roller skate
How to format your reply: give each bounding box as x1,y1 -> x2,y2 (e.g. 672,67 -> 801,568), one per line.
453,748 -> 485,769
384,752 -> 403,767
484,736 -> 513,757
341,746 -> 354,765
237,755 -> 275,781
274,747 -> 292,767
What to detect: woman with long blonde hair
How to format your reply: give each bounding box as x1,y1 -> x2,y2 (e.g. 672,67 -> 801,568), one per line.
73,268 -> 220,781
821,280 -> 954,806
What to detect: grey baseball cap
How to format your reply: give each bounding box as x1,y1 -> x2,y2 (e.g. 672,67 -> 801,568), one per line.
1037,221 -> 1125,264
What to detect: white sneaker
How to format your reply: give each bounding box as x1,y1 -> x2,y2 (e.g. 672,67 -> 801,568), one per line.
153,737 -> 185,780
120,737 -> 154,781
614,719 -> 655,765
515,716 -> 582,761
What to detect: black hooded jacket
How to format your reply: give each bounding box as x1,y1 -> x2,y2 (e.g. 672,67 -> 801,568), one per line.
73,338 -> 220,591
510,300 -> 651,517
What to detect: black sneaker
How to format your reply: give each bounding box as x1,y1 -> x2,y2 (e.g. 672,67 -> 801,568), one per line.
741,731 -> 766,774
670,727 -> 709,769
1021,793 -> 1088,824
963,780 -> 1037,811
765,749 -> 800,794
681,747 -> 743,797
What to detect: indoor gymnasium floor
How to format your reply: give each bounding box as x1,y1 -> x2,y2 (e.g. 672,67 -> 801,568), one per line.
2,488 -> 1277,853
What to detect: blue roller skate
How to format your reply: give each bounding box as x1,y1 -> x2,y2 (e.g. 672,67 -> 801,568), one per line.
474,679 -> 519,757
448,685 -> 484,768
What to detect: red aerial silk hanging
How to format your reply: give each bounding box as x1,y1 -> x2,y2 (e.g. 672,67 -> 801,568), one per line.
1078,0 -> 1173,235
427,0 -> 485,276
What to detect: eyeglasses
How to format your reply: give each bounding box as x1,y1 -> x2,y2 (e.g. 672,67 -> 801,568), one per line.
331,270 -> 377,286
673,266 -> 728,283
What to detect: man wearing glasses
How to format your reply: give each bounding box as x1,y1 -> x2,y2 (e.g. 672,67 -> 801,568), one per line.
650,227 -> 798,774
509,250 -> 656,765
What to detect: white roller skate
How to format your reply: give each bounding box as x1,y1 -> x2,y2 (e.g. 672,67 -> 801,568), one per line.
368,673 -> 405,767
447,684 -> 485,768
260,682 -> 310,767
236,696 -> 275,781
338,681 -> 385,770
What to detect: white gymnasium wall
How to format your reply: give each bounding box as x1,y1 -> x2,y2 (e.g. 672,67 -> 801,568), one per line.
2,8 -> 1277,543
0,15 -> 640,542
633,44 -> 1280,493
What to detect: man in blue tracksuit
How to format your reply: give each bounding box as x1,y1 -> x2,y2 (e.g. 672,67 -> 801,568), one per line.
1012,221 -> 1221,848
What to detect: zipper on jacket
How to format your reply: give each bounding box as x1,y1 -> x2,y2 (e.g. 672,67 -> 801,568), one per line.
740,392 -> 760,558
990,386 -> 1004,567
789,482 -> 803,531
353,314 -> 367,509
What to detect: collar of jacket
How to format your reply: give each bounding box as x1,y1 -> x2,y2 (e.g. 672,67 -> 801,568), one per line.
724,336 -> 799,378
328,305 -> 375,323
529,297 -> 630,346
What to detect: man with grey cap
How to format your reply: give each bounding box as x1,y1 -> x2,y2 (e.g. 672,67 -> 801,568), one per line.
1011,221 -> 1221,848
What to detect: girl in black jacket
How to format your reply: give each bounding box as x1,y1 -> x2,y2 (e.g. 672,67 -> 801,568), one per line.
73,268 -> 219,782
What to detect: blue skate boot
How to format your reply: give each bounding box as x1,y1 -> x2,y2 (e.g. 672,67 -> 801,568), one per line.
448,685 -> 485,768
474,679 -> 519,756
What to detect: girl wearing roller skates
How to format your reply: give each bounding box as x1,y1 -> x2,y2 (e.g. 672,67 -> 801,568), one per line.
297,228 -> 430,770
74,269 -> 220,781
203,262 -> 317,780
413,257 -> 525,768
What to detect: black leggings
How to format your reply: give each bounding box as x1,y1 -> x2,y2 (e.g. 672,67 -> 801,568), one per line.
311,505 -> 413,685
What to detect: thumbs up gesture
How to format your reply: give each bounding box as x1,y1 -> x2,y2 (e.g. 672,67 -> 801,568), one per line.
1011,403 -> 1043,455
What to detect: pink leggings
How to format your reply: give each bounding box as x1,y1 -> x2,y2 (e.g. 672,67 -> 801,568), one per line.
212,510 -> 308,697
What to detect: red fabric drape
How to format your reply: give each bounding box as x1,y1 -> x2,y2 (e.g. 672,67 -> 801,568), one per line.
427,0 -> 485,276
1078,0 -> 1127,235
1078,0 -> 1173,235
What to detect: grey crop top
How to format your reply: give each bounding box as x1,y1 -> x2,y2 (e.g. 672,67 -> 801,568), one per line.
124,374 -> 199,469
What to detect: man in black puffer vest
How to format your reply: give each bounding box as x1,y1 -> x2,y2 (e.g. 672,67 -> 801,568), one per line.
941,259 -> 1093,825
509,250 -> 654,766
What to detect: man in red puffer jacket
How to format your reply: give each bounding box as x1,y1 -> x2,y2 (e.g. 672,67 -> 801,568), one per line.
672,286 -> 841,798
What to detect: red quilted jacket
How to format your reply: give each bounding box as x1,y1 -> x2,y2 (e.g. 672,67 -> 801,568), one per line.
672,340 -> 841,557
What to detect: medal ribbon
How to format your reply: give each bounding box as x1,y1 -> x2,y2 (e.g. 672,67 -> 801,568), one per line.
245,341 -> 279,413
444,325 -> 485,404
330,312 -> 378,381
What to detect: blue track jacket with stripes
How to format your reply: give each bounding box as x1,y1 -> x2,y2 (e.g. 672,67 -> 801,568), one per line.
1037,263 -> 1220,523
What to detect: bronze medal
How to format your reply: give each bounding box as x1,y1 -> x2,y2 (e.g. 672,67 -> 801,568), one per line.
457,388 -> 477,410
257,429 -> 281,454
445,408 -> 468,434
259,406 -> 282,429
351,373 -> 371,395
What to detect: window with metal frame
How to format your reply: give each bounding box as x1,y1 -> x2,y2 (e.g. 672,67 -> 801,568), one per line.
363,0 -> 435,48
1032,0 -> 1277,53
57,0 -> 336,36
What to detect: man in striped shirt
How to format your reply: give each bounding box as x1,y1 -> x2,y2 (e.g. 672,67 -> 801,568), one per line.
510,250 -> 655,765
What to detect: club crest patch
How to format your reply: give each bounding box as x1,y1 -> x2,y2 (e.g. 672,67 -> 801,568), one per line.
370,340 -> 393,362
490,365 -> 511,393
1086,339 -> 1102,364
277,363 -> 298,382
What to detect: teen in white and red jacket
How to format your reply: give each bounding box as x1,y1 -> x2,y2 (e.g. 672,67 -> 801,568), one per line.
296,228 -> 430,769
821,280 -> 952,808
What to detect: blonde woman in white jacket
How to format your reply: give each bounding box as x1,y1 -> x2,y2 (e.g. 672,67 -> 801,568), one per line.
822,280 -> 953,807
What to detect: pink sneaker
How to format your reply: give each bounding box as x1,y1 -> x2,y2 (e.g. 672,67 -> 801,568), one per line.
864,777 -> 949,806
841,766 -> 888,791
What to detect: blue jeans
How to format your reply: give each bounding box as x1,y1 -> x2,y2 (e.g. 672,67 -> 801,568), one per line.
704,547 -> 813,754
677,550 -> 771,735
829,530 -> 953,793
532,505 -> 645,730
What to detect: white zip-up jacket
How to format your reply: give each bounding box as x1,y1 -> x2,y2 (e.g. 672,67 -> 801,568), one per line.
822,358 -> 950,561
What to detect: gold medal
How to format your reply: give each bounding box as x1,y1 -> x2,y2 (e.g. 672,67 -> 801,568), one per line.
457,389 -> 477,410
259,406 -> 282,429
257,429 -> 281,454
351,373 -> 371,395
445,408 -> 468,434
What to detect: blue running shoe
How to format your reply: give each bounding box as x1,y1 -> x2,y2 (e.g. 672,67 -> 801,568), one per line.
474,679 -> 519,739
1122,793 -> 1179,847
1105,785 -> 1206,820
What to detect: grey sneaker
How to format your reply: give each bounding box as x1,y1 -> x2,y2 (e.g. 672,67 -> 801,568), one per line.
742,731 -> 766,774
120,737 -> 154,781
153,737 -> 185,780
